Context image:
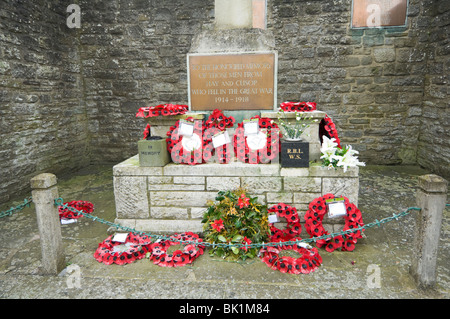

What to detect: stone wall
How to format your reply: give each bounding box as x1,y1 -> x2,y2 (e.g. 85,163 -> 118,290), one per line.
1,0 -> 448,204
416,0 -> 450,178
0,0 -> 89,203
76,0 -> 448,168
77,0 -> 215,163
270,0 -> 428,165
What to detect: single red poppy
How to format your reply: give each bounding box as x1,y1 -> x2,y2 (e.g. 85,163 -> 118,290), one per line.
343,240 -> 356,252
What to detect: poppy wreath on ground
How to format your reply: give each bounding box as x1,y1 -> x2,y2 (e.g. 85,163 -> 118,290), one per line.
304,193 -> 364,252
259,241 -> 322,274
94,232 -> 152,265
268,203 -> 302,242
279,101 -> 317,112
136,104 -> 188,118
233,116 -> 280,164
148,232 -> 205,267
166,117 -> 206,165
319,115 -> 341,148
58,200 -> 94,219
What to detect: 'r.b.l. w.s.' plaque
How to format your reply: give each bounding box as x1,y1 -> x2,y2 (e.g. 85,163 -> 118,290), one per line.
280,140 -> 310,168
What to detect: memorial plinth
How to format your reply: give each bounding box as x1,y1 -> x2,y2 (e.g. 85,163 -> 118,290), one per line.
113,156 -> 359,235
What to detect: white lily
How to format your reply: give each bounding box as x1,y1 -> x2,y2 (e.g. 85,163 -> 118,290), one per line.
320,136 -> 339,161
336,147 -> 365,172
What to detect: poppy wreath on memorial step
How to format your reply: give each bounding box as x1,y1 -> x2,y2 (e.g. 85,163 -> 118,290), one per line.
259,240 -> 322,274
148,232 -> 205,267
58,200 -> 94,219
233,116 -> 280,164
279,101 -> 317,112
319,115 -> 341,148
304,193 -> 364,252
93,232 -> 152,265
136,104 -> 188,118
166,117 -> 206,165
203,109 -> 235,164
268,203 -> 302,242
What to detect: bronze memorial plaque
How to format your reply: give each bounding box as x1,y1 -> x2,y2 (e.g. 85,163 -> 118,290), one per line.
188,52 -> 276,111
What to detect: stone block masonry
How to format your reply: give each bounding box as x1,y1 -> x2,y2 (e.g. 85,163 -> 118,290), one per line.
113,155 -> 359,234
2,0 -> 448,206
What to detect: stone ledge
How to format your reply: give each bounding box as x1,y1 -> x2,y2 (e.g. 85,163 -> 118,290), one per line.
261,110 -> 327,120
114,155 -> 163,176
163,160 -> 280,176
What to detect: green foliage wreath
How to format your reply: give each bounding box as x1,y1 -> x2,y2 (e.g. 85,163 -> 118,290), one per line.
202,188 -> 270,261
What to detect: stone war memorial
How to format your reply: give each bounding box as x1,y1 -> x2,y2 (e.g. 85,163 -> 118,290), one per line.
1,0 -> 449,299
114,0 -> 361,237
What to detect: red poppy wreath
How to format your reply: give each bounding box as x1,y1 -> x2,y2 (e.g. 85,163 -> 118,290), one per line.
166,110 -> 235,165
304,193 -> 364,252
136,104 -> 188,118
319,115 -> 341,148
268,203 -> 302,242
58,200 -> 94,220
203,109 -> 235,164
259,241 -> 322,274
279,101 -> 317,112
148,232 -> 205,267
233,116 -> 280,164
166,117 -> 205,165
94,232 -> 152,265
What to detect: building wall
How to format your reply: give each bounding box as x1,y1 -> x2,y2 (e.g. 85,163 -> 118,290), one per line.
416,0 -> 450,178
0,0 -> 89,203
1,0 -> 448,203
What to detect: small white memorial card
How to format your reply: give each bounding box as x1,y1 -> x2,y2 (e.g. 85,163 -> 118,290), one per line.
268,213 -> 279,223
326,198 -> 347,219
246,131 -> 267,151
244,118 -> 259,136
112,233 -> 128,243
182,133 -> 202,151
179,119 -> 194,137
60,218 -> 77,225
212,130 -> 231,149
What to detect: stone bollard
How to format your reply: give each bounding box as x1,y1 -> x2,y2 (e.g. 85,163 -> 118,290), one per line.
410,174 -> 448,289
30,173 -> 65,275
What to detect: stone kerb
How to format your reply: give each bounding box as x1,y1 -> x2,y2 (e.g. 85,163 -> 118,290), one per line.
113,155 -> 359,234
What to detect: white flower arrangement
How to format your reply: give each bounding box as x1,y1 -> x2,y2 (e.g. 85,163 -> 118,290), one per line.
320,136 -> 366,172
277,108 -> 318,140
